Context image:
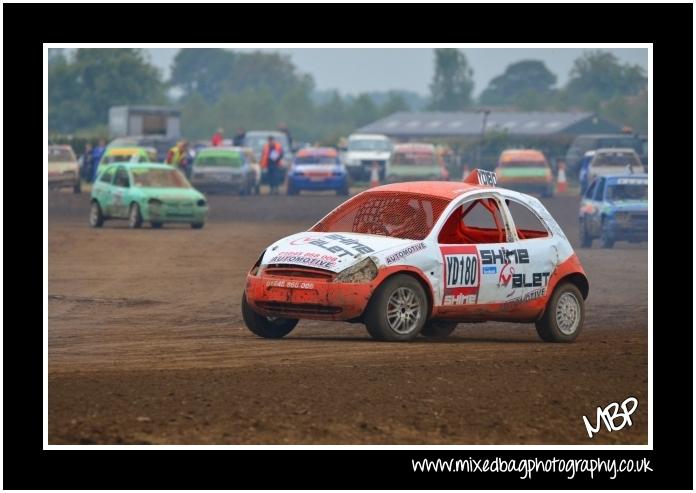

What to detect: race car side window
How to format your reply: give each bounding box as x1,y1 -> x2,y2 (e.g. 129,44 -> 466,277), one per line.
100,167 -> 115,184
438,198 -> 508,244
585,179 -> 597,199
114,167 -> 130,188
595,178 -> 606,200
504,200 -> 549,240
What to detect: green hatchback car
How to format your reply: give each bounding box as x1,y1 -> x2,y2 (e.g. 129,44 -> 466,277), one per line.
90,163 -> 209,229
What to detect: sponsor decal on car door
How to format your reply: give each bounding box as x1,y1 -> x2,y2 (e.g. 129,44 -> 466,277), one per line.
439,245 -> 480,307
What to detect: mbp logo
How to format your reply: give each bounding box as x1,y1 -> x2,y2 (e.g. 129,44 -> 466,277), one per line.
582,396 -> 638,439
445,254 -> 478,288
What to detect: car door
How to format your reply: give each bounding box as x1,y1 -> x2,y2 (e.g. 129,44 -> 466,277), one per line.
580,178 -> 599,235
497,196 -> 556,307
110,166 -> 131,218
93,166 -> 116,217
435,192 -> 515,317
588,177 -> 606,237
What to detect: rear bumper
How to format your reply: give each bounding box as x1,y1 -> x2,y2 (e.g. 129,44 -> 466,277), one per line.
605,220 -> 648,242
245,273 -> 373,320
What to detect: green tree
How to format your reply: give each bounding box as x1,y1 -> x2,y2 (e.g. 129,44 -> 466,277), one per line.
48,48 -> 166,132
428,49 -> 475,110
378,91 -> 410,117
566,51 -> 646,103
351,93 -> 379,127
170,48 -> 236,104
479,60 -> 557,107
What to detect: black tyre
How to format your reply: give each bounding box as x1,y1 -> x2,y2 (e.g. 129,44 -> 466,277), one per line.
579,219 -> 593,248
151,222 -> 163,229
535,282 -> 584,343
600,220 -> 615,248
128,203 -> 143,229
241,293 -> 298,339
73,180 -> 82,194
191,222 -> 205,229
420,320 -> 457,339
89,201 -> 104,228
364,274 -> 428,341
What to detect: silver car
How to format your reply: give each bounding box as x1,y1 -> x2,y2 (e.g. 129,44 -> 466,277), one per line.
191,146 -> 260,195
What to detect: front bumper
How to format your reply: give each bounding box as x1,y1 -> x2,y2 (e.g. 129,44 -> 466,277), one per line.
145,203 -> 208,223
288,175 -> 347,191
497,180 -> 553,194
245,272 -> 374,321
604,219 -> 648,242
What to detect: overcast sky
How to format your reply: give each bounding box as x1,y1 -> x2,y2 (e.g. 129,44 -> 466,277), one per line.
140,47 -> 647,97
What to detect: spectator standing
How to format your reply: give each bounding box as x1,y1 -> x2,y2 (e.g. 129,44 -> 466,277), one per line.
232,127 -> 246,147
81,143 -> 93,181
260,136 -> 284,195
91,138 -> 107,182
211,128 -> 224,146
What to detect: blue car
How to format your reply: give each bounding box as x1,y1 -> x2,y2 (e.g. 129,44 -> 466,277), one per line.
286,147 -> 349,195
579,174 -> 648,248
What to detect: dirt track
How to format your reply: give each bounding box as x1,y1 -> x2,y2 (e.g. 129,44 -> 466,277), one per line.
48,187 -> 648,444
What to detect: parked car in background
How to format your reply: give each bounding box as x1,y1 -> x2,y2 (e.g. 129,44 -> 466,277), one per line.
191,146 -> 260,195
344,133 -> 393,181
286,147 -> 349,196
243,130 -> 293,185
89,163 -> 208,229
494,149 -> 554,197
386,143 -> 448,183
48,145 -> 81,194
108,136 -> 178,163
584,148 -> 643,189
565,134 -> 644,176
97,146 -> 157,173
579,174 -> 648,249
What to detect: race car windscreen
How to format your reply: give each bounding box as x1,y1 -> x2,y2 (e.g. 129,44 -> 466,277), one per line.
131,168 -> 191,188
501,160 -> 547,168
392,152 -> 437,166
348,139 -> 392,152
311,191 -> 450,240
295,156 -> 339,165
593,152 -> 641,168
48,148 -> 75,162
196,154 -> 243,167
605,184 -> 648,201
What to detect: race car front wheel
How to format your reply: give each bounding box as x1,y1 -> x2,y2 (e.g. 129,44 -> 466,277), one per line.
535,282 -> 584,343
89,201 -> 104,228
241,293 -> 298,339
364,274 -> 427,342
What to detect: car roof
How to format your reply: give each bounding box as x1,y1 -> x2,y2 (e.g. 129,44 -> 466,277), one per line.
594,147 -> 638,154
106,146 -> 148,155
349,134 -> 389,140
367,181 -> 486,200
296,147 -> 337,157
197,146 -> 244,154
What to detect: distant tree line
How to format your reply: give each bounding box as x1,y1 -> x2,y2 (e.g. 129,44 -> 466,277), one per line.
48,48 -> 648,142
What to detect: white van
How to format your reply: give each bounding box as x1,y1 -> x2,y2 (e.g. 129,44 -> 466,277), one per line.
344,134 -> 393,181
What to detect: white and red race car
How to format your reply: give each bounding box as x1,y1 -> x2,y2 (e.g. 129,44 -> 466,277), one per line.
243,169 -> 588,342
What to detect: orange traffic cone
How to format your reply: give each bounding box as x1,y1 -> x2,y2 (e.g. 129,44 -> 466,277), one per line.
370,162 -> 380,188
461,163 -> 470,181
556,161 -> 567,193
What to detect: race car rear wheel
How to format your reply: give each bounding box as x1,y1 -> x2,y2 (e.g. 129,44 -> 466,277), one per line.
128,203 -> 143,229
190,222 -> 205,229
89,201 -> 104,228
364,274 -> 427,342
420,320 -> 457,339
241,293 -> 298,339
535,282 -> 584,343
151,221 -> 163,229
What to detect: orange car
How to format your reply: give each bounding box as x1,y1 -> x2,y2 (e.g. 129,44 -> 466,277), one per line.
242,169 -> 588,342
495,149 -> 554,197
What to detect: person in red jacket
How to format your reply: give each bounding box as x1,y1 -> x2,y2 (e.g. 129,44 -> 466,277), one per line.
260,136 -> 284,195
211,128 -> 224,146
